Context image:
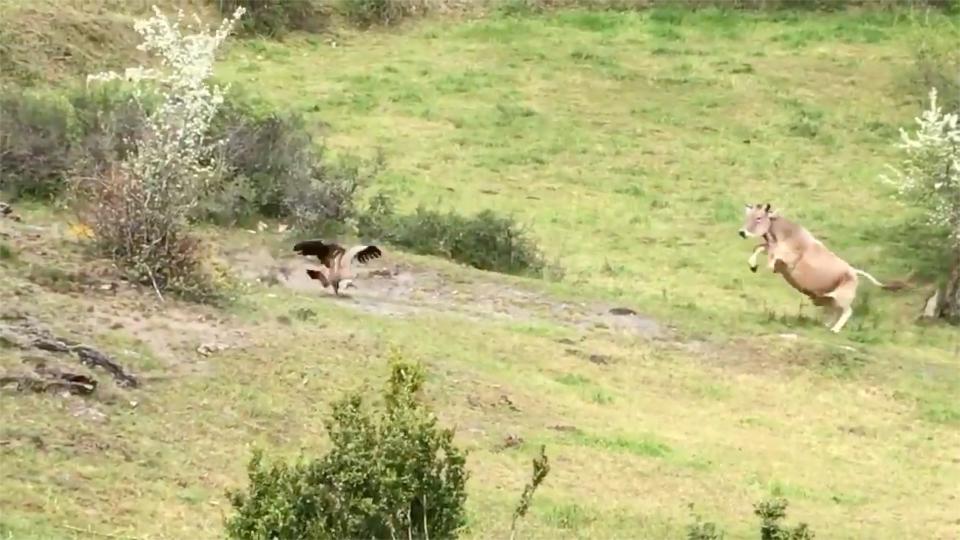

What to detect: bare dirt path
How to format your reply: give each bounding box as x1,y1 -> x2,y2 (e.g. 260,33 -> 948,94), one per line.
226,244 -> 667,340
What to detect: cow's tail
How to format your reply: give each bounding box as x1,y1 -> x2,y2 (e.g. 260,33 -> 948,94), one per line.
853,268 -> 907,291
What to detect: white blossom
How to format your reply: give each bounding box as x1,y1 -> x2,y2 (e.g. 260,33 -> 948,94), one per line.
884,87 -> 960,248
87,5 -> 245,219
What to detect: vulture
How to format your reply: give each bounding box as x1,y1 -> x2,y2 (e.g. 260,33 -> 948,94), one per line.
293,239 -> 383,295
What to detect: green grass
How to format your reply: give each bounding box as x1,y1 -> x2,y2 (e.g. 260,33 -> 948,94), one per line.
2,6 -> 960,540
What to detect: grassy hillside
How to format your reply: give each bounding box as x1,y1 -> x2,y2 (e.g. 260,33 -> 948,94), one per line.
2,4 -> 960,540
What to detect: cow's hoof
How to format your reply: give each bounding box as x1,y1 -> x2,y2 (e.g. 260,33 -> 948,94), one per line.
750,265 -> 758,273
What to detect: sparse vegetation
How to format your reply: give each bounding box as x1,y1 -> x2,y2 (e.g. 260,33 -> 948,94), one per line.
338,0 -> 432,28
225,358 -> 468,540
212,0 -> 328,37
686,510 -> 725,540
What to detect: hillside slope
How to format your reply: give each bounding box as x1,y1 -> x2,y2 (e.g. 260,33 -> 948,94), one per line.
2,5 -> 960,540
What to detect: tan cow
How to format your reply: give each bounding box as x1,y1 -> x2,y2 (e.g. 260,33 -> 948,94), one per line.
738,203 -> 899,333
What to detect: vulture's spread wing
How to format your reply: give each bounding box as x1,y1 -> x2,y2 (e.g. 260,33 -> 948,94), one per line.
293,239 -> 344,268
342,245 -> 382,274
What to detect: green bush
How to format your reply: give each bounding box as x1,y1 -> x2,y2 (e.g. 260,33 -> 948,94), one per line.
225,358 -> 469,540
212,0 -> 328,38
358,194 -> 551,277
207,92 -> 381,230
0,83 -> 145,200
0,83 -> 373,232
0,88 -> 77,199
754,497 -> 815,540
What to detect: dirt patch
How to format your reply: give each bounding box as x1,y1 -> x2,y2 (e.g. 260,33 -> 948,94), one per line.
226,245 -> 666,339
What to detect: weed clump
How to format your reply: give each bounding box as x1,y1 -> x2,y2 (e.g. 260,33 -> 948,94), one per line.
213,0 -> 329,38
225,357 -> 469,540
510,445 -> 551,540
338,0 -> 433,28
359,193 -> 551,277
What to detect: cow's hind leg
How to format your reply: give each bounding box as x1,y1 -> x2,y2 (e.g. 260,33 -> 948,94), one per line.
824,278 -> 859,334
823,303 -> 842,329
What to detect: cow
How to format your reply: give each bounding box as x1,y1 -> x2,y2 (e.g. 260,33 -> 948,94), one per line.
738,203 -> 899,333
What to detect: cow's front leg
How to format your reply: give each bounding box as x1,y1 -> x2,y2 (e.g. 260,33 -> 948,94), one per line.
748,244 -> 767,273
766,251 -> 780,272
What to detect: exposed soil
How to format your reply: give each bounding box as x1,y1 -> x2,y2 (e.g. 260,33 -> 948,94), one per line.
227,245 -> 667,339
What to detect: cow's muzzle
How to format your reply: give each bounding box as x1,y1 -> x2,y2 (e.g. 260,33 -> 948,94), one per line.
738,229 -> 747,239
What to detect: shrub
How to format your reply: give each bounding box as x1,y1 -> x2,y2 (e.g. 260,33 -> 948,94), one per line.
884,87 -> 960,321
358,194 -> 550,277
0,89 -> 77,199
79,6 -> 246,301
0,83 -> 146,201
76,164 -> 219,300
206,94 -> 381,230
212,0 -> 328,38
754,497 -> 814,540
225,358 -> 469,540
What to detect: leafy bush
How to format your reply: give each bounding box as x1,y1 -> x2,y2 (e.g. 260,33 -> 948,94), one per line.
0,89 -> 77,199
212,0 -> 328,38
0,83 -> 146,200
0,80 -> 371,233
884,87 -> 960,321
754,497 -> 814,540
207,94 -> 382,230
225,358 -> 469,540
358,194 -> 550,277
78,6 -> 245,301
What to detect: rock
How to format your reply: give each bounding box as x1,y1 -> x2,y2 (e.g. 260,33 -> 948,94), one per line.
197,342 -> 230,356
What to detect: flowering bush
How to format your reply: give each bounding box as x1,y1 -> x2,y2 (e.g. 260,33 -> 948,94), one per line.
885,87 -> 960,247
79,5 -> 244,300
885,86 -> 960,321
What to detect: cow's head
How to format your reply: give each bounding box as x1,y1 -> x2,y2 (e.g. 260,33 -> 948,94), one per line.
738,203 -> 776,239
